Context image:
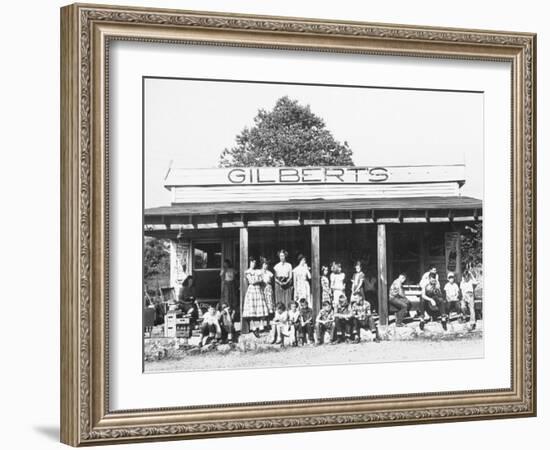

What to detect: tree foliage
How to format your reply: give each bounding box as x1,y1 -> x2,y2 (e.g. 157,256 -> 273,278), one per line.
460,222 -> 483,273
144,237 -> 170,289
219,96 -> 354,167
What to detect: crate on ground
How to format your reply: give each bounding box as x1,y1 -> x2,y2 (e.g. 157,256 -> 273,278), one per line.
164,308 -> 192,338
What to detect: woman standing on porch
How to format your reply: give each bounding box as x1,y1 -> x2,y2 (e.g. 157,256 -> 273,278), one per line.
243,256 -> 270,337
293,255 -> 312,307
274,249 -> 293,308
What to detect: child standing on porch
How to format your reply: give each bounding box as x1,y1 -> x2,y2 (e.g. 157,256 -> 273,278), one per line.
351,261 -> 366,304
330,262 -> 346,309
321,265 -> 332,305
260,257 -> 275,317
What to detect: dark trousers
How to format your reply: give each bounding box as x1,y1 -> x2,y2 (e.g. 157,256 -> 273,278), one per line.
352,316 -> 376,337
334,317 -> 352,340
219,322 -> 235,343
365,291 -> 377,313
298,322 -> 314,343
447,300 -> 463,315
200,322 -> 218,337
315,322 -> 334,344
419,297 -> 448,320
389,296 -> 411,325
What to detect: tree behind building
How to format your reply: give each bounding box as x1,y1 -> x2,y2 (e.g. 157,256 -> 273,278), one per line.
219,96 -> 354,167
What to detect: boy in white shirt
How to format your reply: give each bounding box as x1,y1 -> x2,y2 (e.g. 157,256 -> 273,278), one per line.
443,272 -> 461,317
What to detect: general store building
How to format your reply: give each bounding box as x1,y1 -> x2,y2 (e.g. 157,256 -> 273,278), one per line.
144,164 -> 482,330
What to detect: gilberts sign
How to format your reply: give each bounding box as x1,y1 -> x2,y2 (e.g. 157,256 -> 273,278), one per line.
226,167 -> 389,184
163,165 -> 466,188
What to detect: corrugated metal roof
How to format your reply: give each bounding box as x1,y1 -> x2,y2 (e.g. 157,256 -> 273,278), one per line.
144,196 -> 482,217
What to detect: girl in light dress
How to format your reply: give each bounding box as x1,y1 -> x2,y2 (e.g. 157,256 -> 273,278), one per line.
330,262 -> 346,309
350,260 -> 365,303
293,254 -> 312,307
271,302 -> 290,346
242,256 -> 270,337
260,257 -> 275,316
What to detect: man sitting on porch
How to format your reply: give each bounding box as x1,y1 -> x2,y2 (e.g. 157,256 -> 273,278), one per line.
389,273 -> 411,327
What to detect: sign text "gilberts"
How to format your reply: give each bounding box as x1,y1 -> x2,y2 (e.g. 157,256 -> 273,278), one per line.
227,167 -> 389,184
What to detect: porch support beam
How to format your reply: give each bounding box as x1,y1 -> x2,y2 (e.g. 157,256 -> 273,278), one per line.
239,227 -> 249,334
311,226 -> 321,320
377,223 -> 389,326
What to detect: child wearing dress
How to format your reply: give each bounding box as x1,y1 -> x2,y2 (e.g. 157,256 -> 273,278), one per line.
242,257 -> 270,337
271,303 -> 290,346
330,263 -> 346,309
321,265 -> 332,305
293,254 -> 312,307
260,257 -> 275,317
350,261 -> 365,304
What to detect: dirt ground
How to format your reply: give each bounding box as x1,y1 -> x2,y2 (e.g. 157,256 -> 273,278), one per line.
144,330 -> 483,373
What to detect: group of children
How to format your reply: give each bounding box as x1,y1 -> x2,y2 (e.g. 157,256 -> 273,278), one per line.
262,294 -> 380,347
267,259 -> 381,346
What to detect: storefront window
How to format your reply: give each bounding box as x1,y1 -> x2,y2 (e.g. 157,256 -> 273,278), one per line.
193,242 -> 222,270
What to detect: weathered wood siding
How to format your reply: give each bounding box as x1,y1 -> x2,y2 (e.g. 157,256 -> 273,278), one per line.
172,182 -> 460,204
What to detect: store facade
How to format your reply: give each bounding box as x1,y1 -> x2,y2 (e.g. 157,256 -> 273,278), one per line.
144,164 -> 482,330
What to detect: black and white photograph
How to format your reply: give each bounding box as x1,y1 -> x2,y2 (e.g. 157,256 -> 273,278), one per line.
143,77 -> 484,373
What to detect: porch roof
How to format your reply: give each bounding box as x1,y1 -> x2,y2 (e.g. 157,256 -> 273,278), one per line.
145,196 -> 481,216
144,196 -> 482,231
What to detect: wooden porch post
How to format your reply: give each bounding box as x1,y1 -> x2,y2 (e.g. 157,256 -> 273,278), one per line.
239,227 -> 249,334
311,226 -> 321,320
377,224 -> 389,326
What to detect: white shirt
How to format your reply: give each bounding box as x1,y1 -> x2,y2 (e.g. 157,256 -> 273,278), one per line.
444,282 -> 460,301
460,279 -> 476,297
274,261 -> 292,278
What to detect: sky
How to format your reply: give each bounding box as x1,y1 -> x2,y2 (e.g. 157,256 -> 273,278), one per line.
144,78 -> 483,208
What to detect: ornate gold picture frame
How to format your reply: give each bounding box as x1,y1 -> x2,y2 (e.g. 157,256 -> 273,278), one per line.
60,3 -> 536,446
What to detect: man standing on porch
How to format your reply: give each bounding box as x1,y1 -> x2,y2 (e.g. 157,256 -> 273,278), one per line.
274,249 -> 293,309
